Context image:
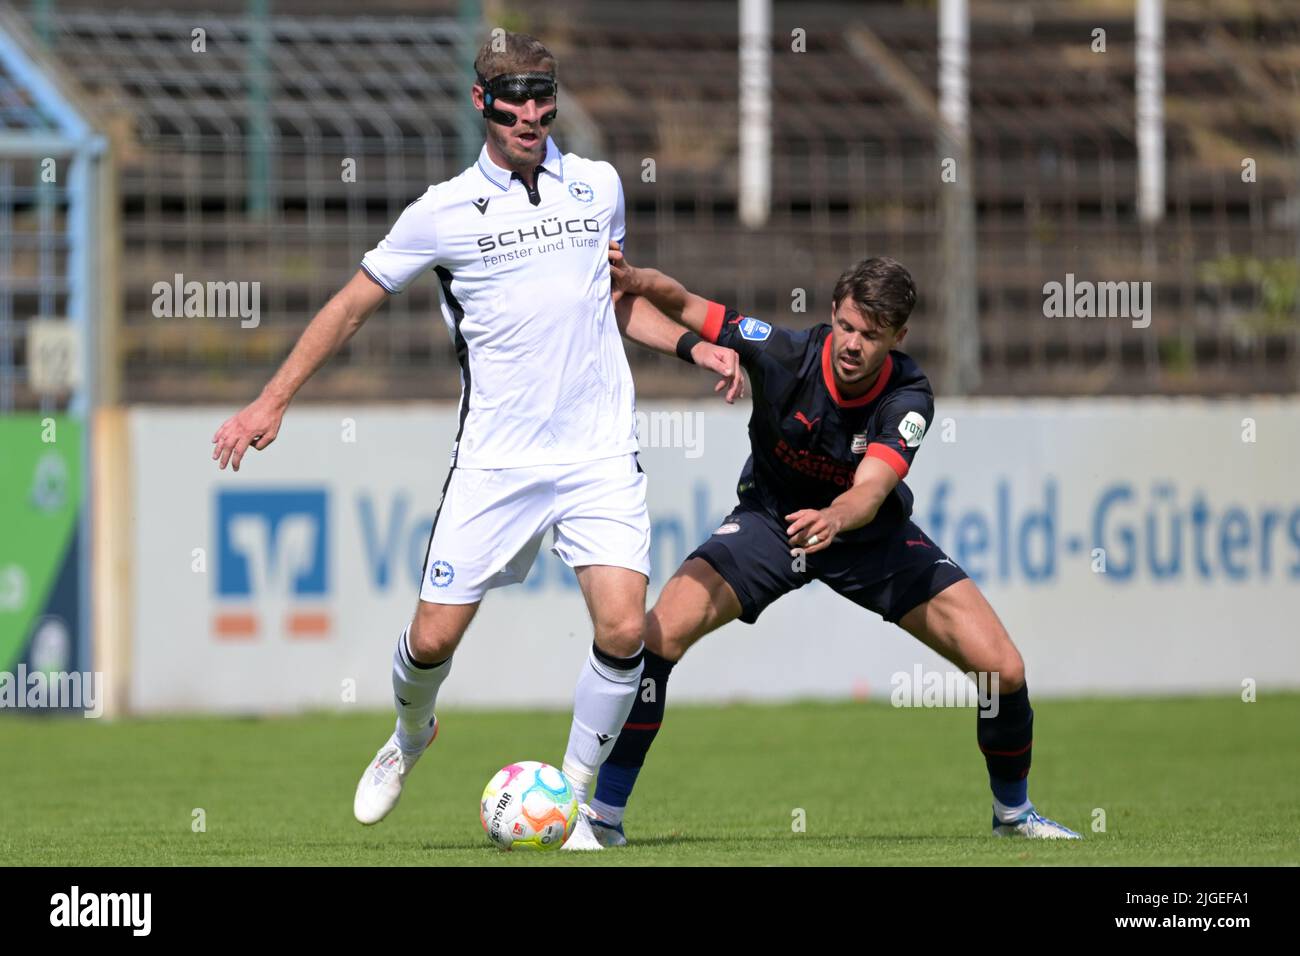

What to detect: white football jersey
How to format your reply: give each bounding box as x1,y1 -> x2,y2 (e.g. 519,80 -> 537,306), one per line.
361,136 -> 637,469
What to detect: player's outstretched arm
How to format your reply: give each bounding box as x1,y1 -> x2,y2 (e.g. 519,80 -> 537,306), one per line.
609,242 -> 744,402
786,457 -> 901,555
615,294 -> 745,404
608,241 -> 711,332
211,269 -> 390,471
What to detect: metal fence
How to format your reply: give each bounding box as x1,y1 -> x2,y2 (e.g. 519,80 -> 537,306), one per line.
0,10 -> 103,414
2,1 -> 1297,403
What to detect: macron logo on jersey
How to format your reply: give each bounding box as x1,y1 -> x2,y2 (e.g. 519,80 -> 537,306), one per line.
738,317 -> 772,341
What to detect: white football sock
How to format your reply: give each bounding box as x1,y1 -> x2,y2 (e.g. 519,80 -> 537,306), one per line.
993,795 -> 1033,823
589,798 -> 625,826
562,643 -> 644,805
392,624 -> 452,755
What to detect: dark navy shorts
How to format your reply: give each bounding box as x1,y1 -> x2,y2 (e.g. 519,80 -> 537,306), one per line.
688,504 -> 968,625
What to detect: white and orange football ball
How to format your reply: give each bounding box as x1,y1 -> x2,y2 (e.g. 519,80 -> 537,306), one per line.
480,761 -> 579,850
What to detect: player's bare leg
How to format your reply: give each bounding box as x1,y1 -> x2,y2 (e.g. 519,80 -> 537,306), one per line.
646,557 -> 743,662
353,600 -> 478,825
408,598 -> 479,661
899,580 -> 1080,839
559,564 -> 648,850
589,558 -> 742,844
897,579 -> 1023,689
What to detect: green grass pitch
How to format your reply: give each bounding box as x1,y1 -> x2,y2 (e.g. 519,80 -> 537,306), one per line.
3,694 -> 1296,866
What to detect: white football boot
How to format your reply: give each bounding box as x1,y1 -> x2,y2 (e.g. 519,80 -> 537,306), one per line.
586,808 -> 628,847
561,804 -> 605,851
992,806 -> 1082,840
353,717 -> 437,825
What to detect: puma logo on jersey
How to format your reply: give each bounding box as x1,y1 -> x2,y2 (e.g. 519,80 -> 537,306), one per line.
794,411 -> 820,431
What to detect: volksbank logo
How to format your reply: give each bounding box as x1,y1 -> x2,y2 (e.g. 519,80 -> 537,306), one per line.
214,490 -> 331,641
476,216 -> 601,253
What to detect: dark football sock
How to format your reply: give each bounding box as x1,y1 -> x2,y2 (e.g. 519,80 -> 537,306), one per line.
978,682 -> 1033,813
591,650 -> 677,818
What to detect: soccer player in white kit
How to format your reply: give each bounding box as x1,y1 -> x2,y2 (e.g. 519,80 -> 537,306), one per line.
210,32 -> 742,850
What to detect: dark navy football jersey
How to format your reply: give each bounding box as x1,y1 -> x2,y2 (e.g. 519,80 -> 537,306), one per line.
701,300 -> 935,542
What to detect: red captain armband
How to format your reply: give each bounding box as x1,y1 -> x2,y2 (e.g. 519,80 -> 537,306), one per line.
865,442 -> 909,479
702,301 -> 727,343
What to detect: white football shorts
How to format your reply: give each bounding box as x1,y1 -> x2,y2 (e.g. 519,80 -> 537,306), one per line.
418,452 -> 651,604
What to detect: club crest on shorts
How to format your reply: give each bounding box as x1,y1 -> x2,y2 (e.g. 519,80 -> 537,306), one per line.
738,317 -> 771,341
850,432 -> 869,454
714,521 -> 741,535
428,560 -> 455,587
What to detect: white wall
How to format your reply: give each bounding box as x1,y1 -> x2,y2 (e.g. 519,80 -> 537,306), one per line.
126,400 -> 1300,714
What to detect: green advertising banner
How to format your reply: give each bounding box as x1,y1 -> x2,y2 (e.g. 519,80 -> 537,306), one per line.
0,415 -> 84,677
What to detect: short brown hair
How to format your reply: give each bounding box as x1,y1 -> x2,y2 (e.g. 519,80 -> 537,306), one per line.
831,257 -> 917,331
474,31 -> 557,81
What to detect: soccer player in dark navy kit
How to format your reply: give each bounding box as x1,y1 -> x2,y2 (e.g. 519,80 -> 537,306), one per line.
597,248 -> 1081,843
